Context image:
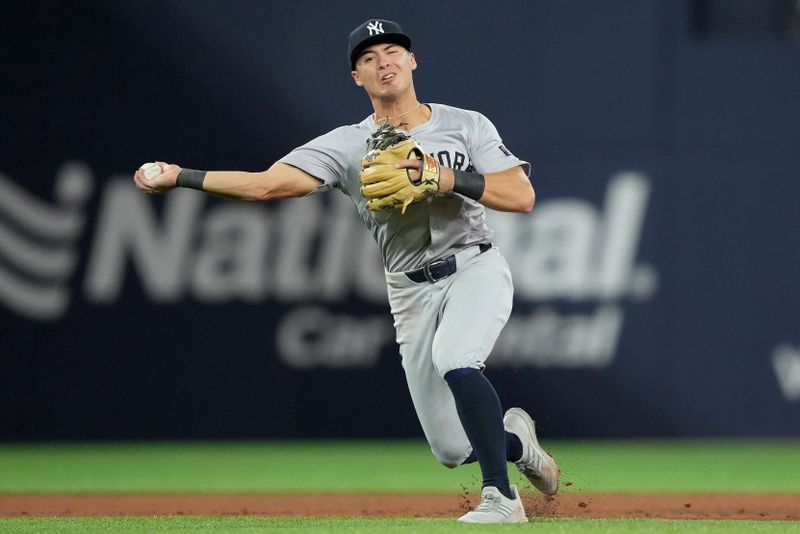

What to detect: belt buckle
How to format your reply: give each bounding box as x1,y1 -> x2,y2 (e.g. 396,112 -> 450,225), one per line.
423,259 -> 446,283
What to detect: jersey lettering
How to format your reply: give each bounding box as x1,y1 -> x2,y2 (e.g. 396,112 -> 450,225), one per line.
436,150 -> 471,171
453,152 -> 466,171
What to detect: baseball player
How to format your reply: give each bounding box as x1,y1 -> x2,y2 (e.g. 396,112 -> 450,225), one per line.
134,19 -> 558,523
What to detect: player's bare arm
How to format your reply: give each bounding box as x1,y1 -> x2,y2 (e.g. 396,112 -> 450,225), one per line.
134,162 -> 322,200
437,164 -> 533,213
395,159 -> 534,213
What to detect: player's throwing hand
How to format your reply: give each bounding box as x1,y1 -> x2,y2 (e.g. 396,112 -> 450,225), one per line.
133,161 -> 180,194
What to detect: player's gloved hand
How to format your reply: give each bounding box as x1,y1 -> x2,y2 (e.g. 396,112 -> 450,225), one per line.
360,125 -> 440,213
133,161 -> 180,194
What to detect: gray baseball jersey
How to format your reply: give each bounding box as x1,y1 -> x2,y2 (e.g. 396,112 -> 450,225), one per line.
280,103 -> 527,466
279,103 -> 530,272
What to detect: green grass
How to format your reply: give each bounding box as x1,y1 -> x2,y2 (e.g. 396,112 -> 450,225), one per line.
0,517 -> 799,534
1,440 -> 799,533
557,440 -> 800,493
0,440 -> 799,494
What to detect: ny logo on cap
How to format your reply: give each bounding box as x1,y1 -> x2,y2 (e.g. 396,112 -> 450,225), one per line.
367,21 -> 384,36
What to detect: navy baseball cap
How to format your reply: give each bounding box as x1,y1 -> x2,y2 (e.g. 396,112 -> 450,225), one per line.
348,19 -> 411,70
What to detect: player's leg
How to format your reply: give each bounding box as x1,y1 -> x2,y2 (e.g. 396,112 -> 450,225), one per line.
384,270 -> 473,467
435,248 -> 560,497
432,247 -> 516,500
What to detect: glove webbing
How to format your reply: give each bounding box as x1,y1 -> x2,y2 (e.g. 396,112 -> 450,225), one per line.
367,123 -> 411,151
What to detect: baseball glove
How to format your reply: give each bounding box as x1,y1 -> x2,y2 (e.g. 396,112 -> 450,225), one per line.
359,124 -> 440,213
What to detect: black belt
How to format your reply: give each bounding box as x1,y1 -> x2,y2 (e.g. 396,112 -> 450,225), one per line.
405,243 -> 492,283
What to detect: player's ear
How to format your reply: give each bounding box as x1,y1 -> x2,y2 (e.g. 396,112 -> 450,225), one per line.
351,70 -> 364,86
409,52 -> 417,71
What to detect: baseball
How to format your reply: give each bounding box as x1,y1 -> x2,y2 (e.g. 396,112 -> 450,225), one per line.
141,162 -> 163,181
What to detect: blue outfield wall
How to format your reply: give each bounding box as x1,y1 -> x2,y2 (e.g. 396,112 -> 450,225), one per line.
0,1 -> 798,439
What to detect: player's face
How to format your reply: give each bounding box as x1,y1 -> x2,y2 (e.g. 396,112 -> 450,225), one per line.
351,43 -> 417,98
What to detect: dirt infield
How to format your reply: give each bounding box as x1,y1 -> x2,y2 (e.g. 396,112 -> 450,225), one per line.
1,493 -> 798,521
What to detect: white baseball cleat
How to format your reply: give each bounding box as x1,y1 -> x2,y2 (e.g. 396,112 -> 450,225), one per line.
504,407 -> 560,496
457,485 -> 528,523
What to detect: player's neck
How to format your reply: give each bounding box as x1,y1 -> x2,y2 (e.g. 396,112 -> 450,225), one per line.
372,98 -> 431,130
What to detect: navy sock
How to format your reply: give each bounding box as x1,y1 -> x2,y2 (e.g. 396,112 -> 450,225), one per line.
462,431 -> 523,464
506,432 -> 523,463
444,368 -> 513,500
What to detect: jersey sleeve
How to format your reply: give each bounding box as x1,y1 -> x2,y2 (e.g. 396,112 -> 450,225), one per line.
469,112 -> 531,177
279,127 -> 349,193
